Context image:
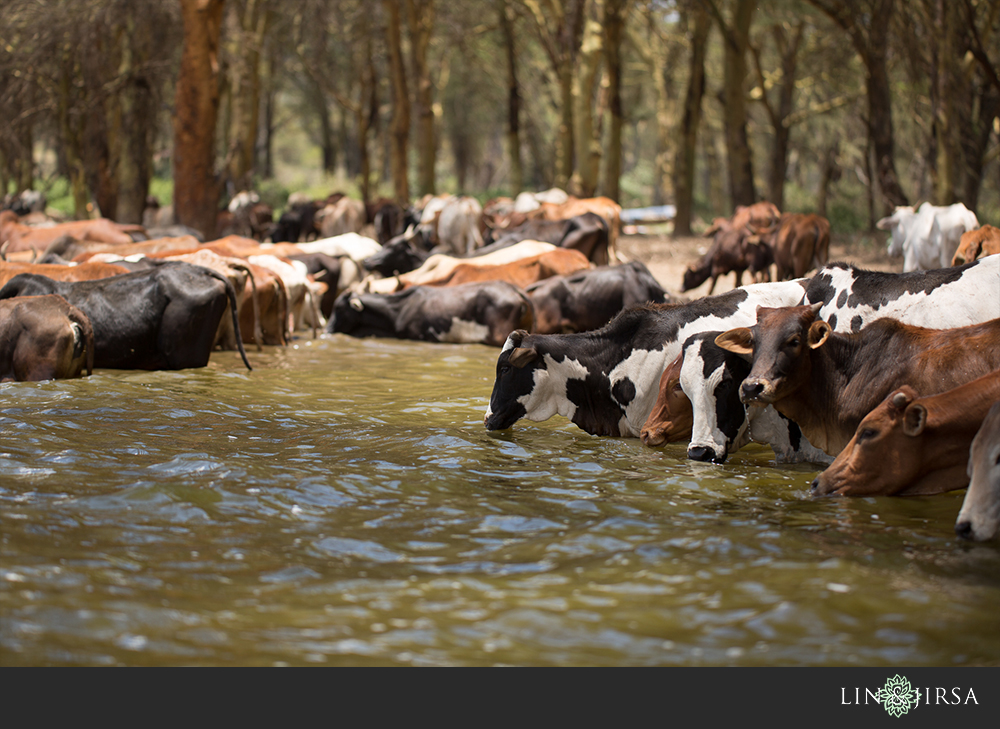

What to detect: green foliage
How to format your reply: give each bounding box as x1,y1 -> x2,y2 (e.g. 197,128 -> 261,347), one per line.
42,177 -> 74,216
149,176 -> 173,206
253,177 -> 289,212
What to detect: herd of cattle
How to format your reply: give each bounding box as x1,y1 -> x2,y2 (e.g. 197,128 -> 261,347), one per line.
2,188 -> 1000,544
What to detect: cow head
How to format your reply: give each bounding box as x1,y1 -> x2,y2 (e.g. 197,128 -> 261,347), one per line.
876,205 -> 916,258
362,228 -> 430,276
955,401 -> 1000,541
484,329 -> 545,430
639,352 -> 691,447
716,302 -> 828,406
811,387 -> 920,496
678,332 -> 753,464
681,262 -> 711,292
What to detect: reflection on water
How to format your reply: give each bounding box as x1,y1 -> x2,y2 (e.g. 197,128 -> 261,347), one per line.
1,334 -> 998,666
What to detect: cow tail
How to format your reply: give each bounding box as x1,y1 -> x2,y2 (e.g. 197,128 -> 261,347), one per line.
196,264 -> 253,371
231,263 -> 263,351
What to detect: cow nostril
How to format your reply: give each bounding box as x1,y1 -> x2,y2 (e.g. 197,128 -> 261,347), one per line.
710,451 -> 727,465
955,520 -> 974,540
741,381 -> 764,402
810,477 -> 820,492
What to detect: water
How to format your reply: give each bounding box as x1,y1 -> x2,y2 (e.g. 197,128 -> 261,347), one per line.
1,335 -> 998,666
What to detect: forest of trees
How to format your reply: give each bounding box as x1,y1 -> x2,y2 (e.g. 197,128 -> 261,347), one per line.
2,0 -> 1000,239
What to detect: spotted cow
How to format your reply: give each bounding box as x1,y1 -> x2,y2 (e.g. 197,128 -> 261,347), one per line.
483,280 -> 809,438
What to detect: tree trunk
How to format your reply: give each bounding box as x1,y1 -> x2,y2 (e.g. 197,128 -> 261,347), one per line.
499,0 -> 522,195
174,0 -> 225,240
226,0 -> 269,193
672,4 -> 710,236
601,0 -> 628,203
570,13 -> 603,197
384,0 -> 410,205
930,0 -> 958,204
406,0 -> 435,197
116,10 -> 154,224
716,0 -> 757,208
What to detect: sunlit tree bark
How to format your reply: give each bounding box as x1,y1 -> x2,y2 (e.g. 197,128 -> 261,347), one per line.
672,3 -> 710,236
174,0 -> 225,239
384,0 -> 410,204
499,0 -> 523,194
570,7 -> 603,197
406,0 -> 436,197
601,0 -> 628,202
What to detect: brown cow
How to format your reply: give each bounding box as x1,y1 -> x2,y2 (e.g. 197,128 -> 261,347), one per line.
0,261 -> 129,287
419,248 -> 590,290
0,210 -> 146,253
533,197 -> 623,264
951,225 -> 1000,266
639,352 -> 692,447
813,369 -> 1000,497
759,212 -> 831,281
0,295 -> 94,381
729,200 -> 782,235
715,303 -> 1000,456
682,226 -> 773,295
955,399 -> 1000,540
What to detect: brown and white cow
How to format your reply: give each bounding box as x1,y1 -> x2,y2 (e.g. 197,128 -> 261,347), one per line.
716,303 -> 1000,456
812,369 -> 1000,497
0,210 -> 146,253
0,295 -> 94,381
955,399 -> 1000,540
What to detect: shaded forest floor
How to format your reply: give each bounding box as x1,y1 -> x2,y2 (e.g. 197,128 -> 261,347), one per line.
618,231 -> 900,300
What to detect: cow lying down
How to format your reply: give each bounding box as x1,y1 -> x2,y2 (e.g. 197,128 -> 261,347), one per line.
328,280 -> 534,347
0,294 -> 94,381
0,261 -> 252,371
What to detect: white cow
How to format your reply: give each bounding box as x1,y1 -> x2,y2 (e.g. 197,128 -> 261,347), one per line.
877,202 -> 978,271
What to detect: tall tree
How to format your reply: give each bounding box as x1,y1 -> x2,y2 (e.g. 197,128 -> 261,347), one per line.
174,0 -> 226,239
522,0 -> 587,190
672,2 -> 711,235
570,2 -> 604,197
601,0 -> 629,202
406,0 -> 436,197
706,0 -> 758,208
498,0 -> 523,194
224,0 -> 272,194
749,18 -> 805,210
809,0 -> 909,210
384,0 -> 410,204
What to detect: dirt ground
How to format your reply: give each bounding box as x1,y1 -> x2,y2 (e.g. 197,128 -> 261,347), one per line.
617,231 -> 902,300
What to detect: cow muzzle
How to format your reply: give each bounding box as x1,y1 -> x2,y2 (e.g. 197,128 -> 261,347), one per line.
687,445 -> 727,465
740,378 -> 771,404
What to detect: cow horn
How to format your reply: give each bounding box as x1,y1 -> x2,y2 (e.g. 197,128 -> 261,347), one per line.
0,241 -> 7,261
350,296 -> 364,311
891,391 -> 909,409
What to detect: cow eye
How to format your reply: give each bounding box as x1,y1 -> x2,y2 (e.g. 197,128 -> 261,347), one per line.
499,365 -> 510,375
787,336 -> 801,348
857,427 -> 876,442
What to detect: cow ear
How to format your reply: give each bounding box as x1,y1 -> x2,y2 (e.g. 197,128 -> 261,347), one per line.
807,320 -> 830,349
349,297 -> 364,311
902,403 -> 927,437
509,347 -> 538,368
715,328 -> 753,355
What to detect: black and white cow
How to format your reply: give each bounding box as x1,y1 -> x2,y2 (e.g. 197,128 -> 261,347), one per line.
674,258 -> 1000,463
483,279 -> 809,437
674,331 -> 831,464
328,280 -> 534,347
525,260 -> 670,334
800,255 -> 1000,332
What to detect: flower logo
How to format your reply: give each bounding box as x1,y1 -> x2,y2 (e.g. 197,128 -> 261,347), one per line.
880,674 -> 919,717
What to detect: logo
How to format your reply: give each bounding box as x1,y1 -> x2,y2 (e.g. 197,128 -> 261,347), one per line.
879,675 -> 919,717
841,675 -> 978,714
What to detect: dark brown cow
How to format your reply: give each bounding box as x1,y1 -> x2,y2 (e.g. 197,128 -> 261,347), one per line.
682,226 -> 773,295
716,303 -> 1000,456
758,212 -> 831,281
813,369 -> 1000,497
0,295 -> 94,381
526,261 -> 668,334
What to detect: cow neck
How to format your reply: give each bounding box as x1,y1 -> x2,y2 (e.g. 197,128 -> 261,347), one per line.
774,321 -> 916,456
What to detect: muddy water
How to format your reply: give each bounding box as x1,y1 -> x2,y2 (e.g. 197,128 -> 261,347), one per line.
1,335 -> 998,666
